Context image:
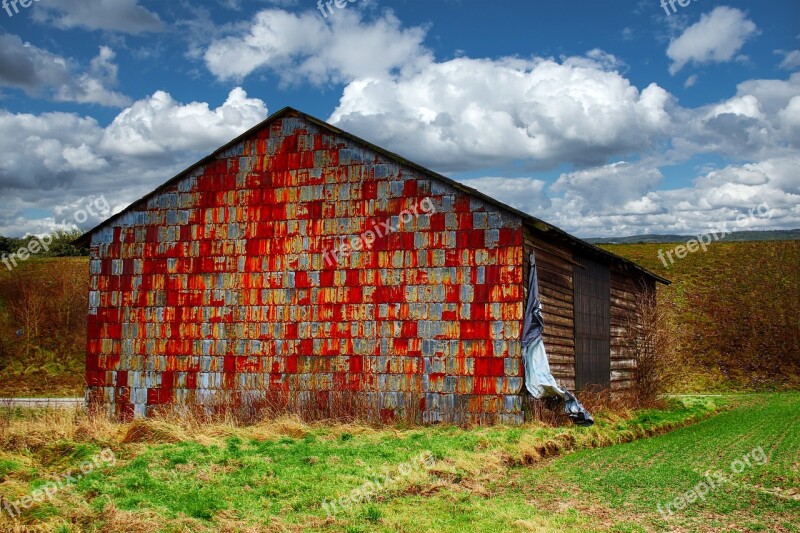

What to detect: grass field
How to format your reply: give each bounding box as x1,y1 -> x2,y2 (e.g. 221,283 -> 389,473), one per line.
533,393 -> 799,532
0,393 -> 797,532
602,240 -> 799,390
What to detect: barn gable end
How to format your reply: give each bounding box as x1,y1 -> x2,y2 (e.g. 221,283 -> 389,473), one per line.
85,110 -> 529,423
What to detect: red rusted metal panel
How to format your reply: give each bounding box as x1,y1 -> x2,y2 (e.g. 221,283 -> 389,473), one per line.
86,114 -> 526,423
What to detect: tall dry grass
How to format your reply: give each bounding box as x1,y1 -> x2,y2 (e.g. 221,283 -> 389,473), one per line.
0,402 -> 390,455
103,388 -> 492,429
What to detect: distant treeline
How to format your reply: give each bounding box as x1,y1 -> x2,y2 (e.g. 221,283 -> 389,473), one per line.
587,229 -> 800,245
0,229 -> 89,258
0,258 -> 88,396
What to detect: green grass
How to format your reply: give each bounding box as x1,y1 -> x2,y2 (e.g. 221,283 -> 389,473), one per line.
0,393 -> 730,530
550,393 -> 799,531
78,397 -> 722,527
1,394 -> 796,531
382,393 -> 800,532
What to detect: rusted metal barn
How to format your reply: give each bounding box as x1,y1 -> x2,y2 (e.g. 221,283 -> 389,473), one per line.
78,107 -> 668,423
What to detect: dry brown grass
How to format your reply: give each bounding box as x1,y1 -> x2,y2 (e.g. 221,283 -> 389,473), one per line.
0,525 -> 53,532
145,388 -> 430,428
574,386 -> 637,419
0,403 -> 388,457
98,502 -> 207,533
0,407 -> 117,453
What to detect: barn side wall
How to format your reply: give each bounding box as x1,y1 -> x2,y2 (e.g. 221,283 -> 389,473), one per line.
524,226 -> 653,394
85,115 -> 527,423
523,228 -> 577,391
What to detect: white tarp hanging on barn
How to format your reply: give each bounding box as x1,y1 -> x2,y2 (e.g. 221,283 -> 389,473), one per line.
522,252 -> 594,426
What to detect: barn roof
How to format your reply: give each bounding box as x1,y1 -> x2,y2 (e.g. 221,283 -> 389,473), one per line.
76,107 -> 669,285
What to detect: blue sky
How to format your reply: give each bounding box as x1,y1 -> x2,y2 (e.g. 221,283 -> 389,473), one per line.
1,0 -> 798,238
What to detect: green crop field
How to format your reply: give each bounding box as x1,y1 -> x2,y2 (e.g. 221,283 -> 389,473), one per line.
534,393 -> 800,532
0,393 -> 797,531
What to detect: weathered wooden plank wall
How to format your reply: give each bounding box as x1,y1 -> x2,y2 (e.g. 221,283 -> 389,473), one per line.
573,253 -> 611,390
610,269 -> 655,391
523,227 -> 577,391
523,227 -> 649,395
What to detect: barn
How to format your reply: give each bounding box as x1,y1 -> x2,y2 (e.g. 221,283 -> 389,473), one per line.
77,107 -> 668,424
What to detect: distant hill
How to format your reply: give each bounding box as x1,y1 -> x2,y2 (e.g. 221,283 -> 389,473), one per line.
586,229 -> 800,244
600,240 -> 799,391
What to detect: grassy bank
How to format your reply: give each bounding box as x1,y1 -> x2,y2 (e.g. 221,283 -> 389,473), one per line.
0,395 -> 729,531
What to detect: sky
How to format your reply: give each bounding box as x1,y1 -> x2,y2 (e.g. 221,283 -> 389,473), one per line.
0,0 -> 798,239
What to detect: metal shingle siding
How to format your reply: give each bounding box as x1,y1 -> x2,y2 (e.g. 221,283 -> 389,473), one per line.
87,116 -> 526,424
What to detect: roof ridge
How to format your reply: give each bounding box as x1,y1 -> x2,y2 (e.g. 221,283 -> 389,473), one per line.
75,107 -> 669,284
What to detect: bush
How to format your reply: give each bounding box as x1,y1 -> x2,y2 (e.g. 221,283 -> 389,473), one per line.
624,287 -> 681,405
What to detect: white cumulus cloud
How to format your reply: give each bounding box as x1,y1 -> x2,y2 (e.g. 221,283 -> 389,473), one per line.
204,8 -> 431,84
0,89 -> 269,236
485,156 -> 800,239
459,176 -> 551,216
32,0 -> 163,34
777,49 -> 800,70
0,35 -> 130,107
329,55 -> 672,172
101,88 -> 268,156
667,7 -> 758,74
552,161 -> 665,216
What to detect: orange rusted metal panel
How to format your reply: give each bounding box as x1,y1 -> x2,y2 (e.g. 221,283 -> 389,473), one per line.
86,114 -> 526,422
